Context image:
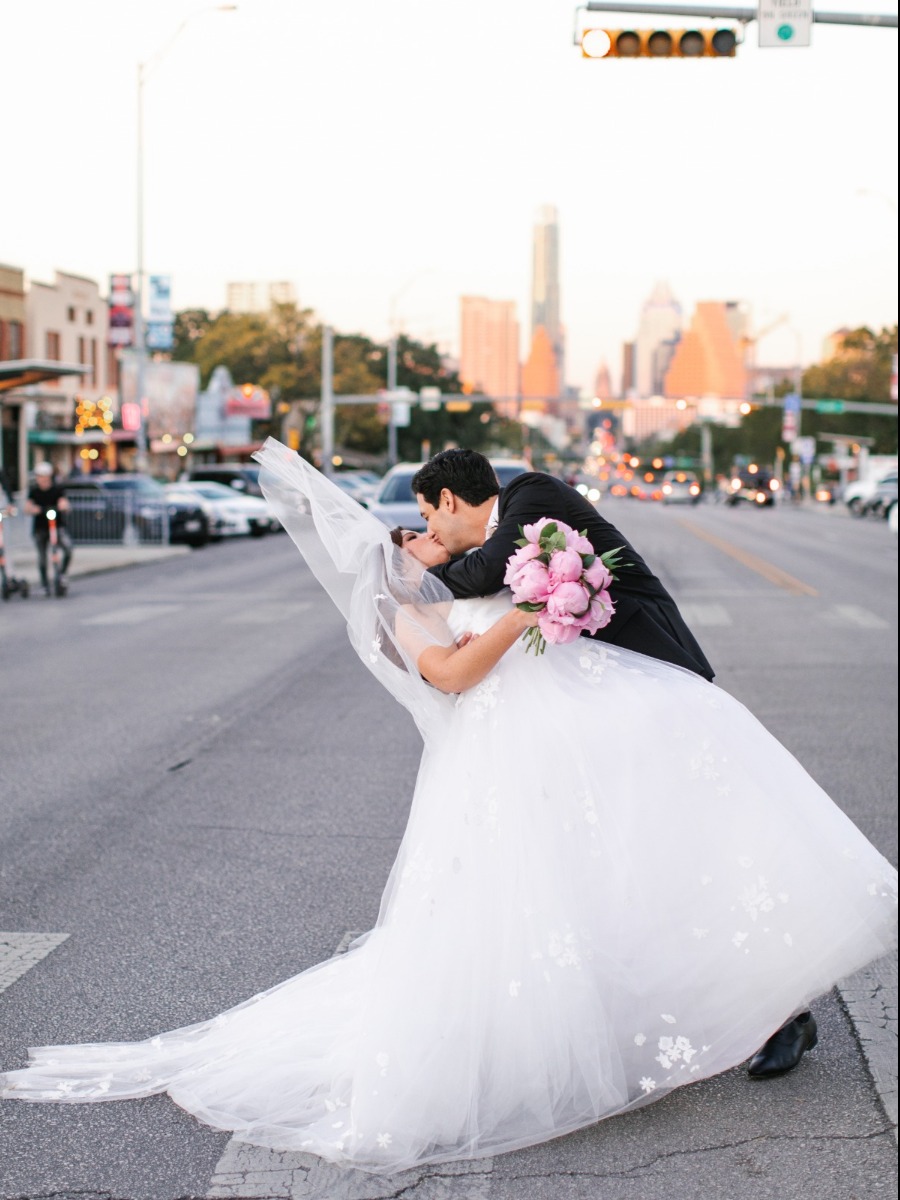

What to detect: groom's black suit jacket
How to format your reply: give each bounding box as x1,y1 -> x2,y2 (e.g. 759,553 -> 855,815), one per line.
428,472 -> 714,681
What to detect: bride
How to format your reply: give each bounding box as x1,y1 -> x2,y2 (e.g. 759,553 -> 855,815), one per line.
1,439 -> 896,1175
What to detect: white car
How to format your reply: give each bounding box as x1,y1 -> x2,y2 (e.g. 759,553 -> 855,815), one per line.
165,481 -> 279,538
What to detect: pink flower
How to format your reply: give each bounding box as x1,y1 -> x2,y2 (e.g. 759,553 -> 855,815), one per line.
503,542 -> 542,585
548,548 -> 584,585
585,590 -> 615,633
521,517 -> 557,543
564,529 -> 594,556
583,558 -> 614,593
546,580 -> 591,620
537,613 -> 583,644
509,559 -> 551,604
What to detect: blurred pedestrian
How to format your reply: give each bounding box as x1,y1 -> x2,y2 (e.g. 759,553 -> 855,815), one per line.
24,462 -> 73,594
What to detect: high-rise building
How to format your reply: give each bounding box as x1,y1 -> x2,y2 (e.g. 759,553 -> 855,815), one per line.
520,327 -> 560,410
226,281 -> 297,314
621,342 -> 636,397
459,296 -> 519,406
663,301 -> 747,403
529,205 -> 563,398
634,282 -> 682,398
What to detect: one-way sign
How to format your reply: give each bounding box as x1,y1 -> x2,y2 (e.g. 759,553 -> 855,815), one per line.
759,0 -> 813,46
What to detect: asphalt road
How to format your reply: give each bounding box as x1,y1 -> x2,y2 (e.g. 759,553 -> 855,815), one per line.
0,499 -> 896,1200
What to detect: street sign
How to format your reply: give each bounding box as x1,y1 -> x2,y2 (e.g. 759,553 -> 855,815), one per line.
758,0 -> 812,46
793,435 -> 817,464
419,386 -> 442,412
816,399 -> 845,414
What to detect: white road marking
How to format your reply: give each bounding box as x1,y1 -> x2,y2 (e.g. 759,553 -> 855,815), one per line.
81,604 -> 183,626
206,932 -> 495,1197
0,932 -> 69,994
825,604 -> 890,630
224,602 -> 313,624
677,602 -> 732,627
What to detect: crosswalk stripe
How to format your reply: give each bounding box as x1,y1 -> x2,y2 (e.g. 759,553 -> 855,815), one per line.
206,932 -> 495,1198
224,602 -> 313,624
81,604 -> 182,626
825,604 -> 891,630
0,932 -> 69,995
677,602 -> 732,627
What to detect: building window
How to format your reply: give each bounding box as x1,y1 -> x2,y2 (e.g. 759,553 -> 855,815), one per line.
67,306 -> 76,322
9,321 -> 23,359
86,310 -> 94,326
90,339 -> 98,388
46,331 -> 61,360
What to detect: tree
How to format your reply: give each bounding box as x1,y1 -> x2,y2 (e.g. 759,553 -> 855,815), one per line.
803,325 -> 897,404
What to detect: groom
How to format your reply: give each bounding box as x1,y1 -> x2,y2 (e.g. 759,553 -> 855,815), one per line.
413,448 -> 714,681
412,448 -> 817,1079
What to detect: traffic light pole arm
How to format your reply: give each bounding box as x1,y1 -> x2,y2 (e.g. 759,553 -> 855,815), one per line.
581,1 -> 897,26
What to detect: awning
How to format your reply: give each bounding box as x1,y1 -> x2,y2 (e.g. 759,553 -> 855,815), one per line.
27,429 -> 135,445
0,359 -> 91,394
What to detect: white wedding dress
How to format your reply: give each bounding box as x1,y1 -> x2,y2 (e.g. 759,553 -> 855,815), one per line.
2,440 -> 896,1175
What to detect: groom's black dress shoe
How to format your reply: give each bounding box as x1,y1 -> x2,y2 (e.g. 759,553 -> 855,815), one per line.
747,1012 -> 818,1078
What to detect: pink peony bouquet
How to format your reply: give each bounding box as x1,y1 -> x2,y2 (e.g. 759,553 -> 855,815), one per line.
503,518 -> 624,655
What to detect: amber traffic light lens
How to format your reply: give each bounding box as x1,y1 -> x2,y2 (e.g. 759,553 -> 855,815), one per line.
679,30 -> 706,55
647,30 -> 673,55
616,30 -> 642,56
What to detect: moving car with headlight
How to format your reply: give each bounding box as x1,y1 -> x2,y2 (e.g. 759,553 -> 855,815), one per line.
661,470 -> 702,505
724,469 -> 780,508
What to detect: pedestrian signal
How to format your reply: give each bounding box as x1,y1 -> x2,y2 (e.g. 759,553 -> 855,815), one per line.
581,27 -> 738,58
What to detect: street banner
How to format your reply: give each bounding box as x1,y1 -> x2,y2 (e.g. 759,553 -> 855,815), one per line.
781,392 -> 801,442
147,275 -> 174,352
758,0 -> 812,47
107,273 -> 134,347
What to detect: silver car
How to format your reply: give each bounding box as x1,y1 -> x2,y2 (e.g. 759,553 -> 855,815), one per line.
364,459 -> 531,532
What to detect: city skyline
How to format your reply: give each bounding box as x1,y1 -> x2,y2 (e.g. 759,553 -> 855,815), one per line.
2,0 -> 897,392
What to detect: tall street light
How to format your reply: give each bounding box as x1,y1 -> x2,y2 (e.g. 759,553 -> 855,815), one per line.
133,4 -> 237,472
386,269 -> 434,466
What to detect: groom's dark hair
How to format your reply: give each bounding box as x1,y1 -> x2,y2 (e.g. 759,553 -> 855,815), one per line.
412,450 -> 500,508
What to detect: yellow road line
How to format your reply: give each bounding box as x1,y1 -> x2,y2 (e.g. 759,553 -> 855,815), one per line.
677,519 -> 819,596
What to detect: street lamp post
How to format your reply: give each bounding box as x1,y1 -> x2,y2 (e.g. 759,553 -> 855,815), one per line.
133,5 -> 237,472
386,270 -> 434,466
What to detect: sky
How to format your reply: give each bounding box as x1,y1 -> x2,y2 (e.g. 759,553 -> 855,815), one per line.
3,0 -> 898,392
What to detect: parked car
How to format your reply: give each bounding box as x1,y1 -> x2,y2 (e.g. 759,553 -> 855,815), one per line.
165,480 -> 279,538
724,469 -> 780,508
363,458 -> 531,532
65,475 -> 210,547
363,463 -> 427,530
182,463 -> 265,498
660,470 -> 702,505
860,471 -> 898,518
332,472 -> 380,505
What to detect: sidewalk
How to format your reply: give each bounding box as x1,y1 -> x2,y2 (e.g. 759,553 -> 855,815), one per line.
2,514 -> 189,587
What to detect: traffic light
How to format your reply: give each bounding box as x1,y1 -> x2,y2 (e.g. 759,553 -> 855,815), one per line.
581,27 -> 738,58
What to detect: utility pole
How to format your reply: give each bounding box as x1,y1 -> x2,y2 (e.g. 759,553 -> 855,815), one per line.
321,326 -> 334,477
